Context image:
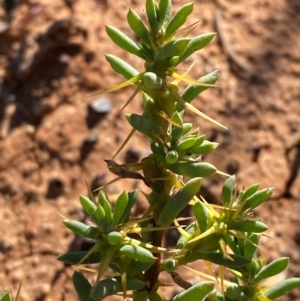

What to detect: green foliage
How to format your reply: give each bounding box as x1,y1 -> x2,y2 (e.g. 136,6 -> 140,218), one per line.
0,293 -> 12,301
59,1 -> 300,300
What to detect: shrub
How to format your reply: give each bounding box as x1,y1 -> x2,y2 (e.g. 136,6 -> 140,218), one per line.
59,1 -> 300,300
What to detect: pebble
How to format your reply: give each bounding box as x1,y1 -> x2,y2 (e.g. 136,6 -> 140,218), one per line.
124,148 -> 140,163
84,133 -> 98,144
226,158 -> 240,175
80,133 -> 98,161
90,173 -> 107,193
46,177 -> 64,199
90,97 -> 112,114
87,97 -> 113,128
0,240 -> 12,253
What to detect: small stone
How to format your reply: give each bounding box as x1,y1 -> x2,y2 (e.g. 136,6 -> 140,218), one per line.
87,97 -> 113,128
226,158 -> 240,175
80,133 -> 98,161
124,148 -> 140,163
84,133 -> 98,144
90,97 -> 112,114
91,173 -> 107,193
0,240 -> 12,253
46,177 -> 64,199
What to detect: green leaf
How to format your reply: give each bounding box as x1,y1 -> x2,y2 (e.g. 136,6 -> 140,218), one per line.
225,234 -> 240,255
227,220 -> 268,233
157,177 -> 201,227
0,292 -> 12,301
180,70 -> 219,105
182,123 -> 193,135
178,33 -> 216,63
156,38 -> 190,60
171,111 -> 184,141
164,2 -> 194,41
106,25 -> 145,59
170,282 -> 214,301
98,191 -> 113,226
91,276 -> 145,300
105,54 -> 139,80
151,141 -> 166,162
159,56 -> 180,68
191,139 -> 219,155
190,134 -> 206,149
127,9 -> 151,45
222,175 -> 236,206
225,286 -> 251,301
239,183 -> 260,203
249,259 -> 262,281
146,0 -> 160,34
187,233 -> 222,254
94,204 -> 107,226
119,245 -> 155,263
121,190 -> 139,224
126,113 -> 161,139
158,0 -> 172,26
140,40 -> 155,61
243,233 -> 259,260
199,252 -> 250,268
243,187 -> 274,212
193,201 -> 209,233
58,251 -> 101,265
113,191 -> 128,225
73,271 -> 92,301
176,137 -> 196,151
177,222 -> 197,249
167,161 -> 217,178
264,278 -> 300,299
133,259 -> 154,272
63,220 -> 98,239
80,195 -> 97,219
254,257 -> 289,283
